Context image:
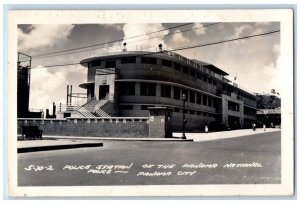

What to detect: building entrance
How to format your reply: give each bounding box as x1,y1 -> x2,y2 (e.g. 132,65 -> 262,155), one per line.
228,115 -> 240,130
99,85 -> 109,100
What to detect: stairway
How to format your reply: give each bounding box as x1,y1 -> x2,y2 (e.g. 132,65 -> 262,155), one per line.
75,97 -> 111,118
76,106 -> 96,117
95,109 -> 110,117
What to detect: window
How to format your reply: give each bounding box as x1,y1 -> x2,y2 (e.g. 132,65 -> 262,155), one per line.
161,60 -> 172,67
190,110 -> 195,115
174,87 -> 181,100
105,60 -> 116,68
208,77 -> 213,84
119,105 -> 133,110
197,111 -> 202,115
203,75 -> 207,82
190,91 -> 195,103
213,80 -> 217,86
121,57 -> 136,64
203,95 -> 207,106
119,82 -> 135,96
161,84 -> 171,98
140,83 -> 156,96
197,73 -> 202,80
91,60 -> 101,67
174,63 -> 181,71
141,105 -> 154,110
228,101 -> 240,112
174,108 -> 180,112
190,69 -> 195,77
141,57 -> 157,64
182,67 -> 189,74
208,96 -> 212,107
196,93 -> 202,104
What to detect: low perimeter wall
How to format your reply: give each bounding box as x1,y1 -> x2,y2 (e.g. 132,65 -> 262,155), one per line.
18,117 -> 150,138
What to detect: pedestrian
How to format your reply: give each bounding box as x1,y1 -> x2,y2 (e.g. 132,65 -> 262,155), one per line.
252,123 -> 256,131
263,124 -> 266,131
205,125 -> 208,134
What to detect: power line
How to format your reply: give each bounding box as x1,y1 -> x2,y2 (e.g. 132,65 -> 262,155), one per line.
32,23 -> 193,58
33,23 -> 219,59
31,29 -> 280,70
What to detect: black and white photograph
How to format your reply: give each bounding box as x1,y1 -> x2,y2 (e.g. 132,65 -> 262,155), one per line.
8,9 -> 294,197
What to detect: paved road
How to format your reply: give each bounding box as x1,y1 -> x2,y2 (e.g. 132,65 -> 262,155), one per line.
18,131 -> 281,186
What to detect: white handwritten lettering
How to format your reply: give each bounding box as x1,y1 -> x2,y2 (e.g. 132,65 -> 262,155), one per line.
223,162 -> 262,168
182,163 -> 218,169
177,171 -> 197,176
63,165 -> 92,170
137,171 -> 172,176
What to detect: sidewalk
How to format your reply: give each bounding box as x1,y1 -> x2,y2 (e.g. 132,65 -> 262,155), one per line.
173,128 -> 280,142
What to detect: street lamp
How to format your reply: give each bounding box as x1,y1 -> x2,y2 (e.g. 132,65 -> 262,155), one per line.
181,93 -> 187,139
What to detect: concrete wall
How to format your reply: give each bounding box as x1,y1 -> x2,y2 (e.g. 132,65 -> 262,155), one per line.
18,118 -> 150,138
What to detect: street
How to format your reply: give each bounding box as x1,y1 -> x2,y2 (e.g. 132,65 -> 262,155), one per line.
18,131 -> 281,186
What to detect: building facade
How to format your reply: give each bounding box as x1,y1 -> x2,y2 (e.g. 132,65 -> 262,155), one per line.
57,51 -> 257,132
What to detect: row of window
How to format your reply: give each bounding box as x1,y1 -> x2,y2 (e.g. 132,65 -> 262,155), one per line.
244,106 -> 256,116
90,57 -> 218,86
228,101 -> 240,112
118,82 -> 216,107
119,105 -> 215,117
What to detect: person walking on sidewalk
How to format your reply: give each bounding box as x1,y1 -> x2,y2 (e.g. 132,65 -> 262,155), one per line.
252,123 -> 256,131
205,125 -> 209,134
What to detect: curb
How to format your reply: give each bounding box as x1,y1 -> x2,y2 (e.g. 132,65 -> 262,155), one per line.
18,142 -> 103,153
42,135 -> 194,142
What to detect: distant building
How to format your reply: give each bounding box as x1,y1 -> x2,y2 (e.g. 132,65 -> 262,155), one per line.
57,51 -> 257,131
257,107 -> 281,128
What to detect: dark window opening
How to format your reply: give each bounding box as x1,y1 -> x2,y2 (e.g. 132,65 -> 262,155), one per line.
208,77 -> 213,84
182,67 -> 189,74
197,73 -> 202,80
190,69 -> 195,77
121,57 -> 136,64
91,60 -> 101,67
197,111 -> 202,115
141,57 -> 157,64
161,59 -> 172,67
228,101 -> 240,112
174,63 -> 181,71
105,60 -> 116,68
119,105 -> 133,110
213,80 -> 217,86
174,87 -> 181,100
190,91 -> 195,103
119,82 -> 135,96
208,96 -> 212,107
141,105 -> 154,110
190,110 -> 195,115
197,93 -> 202,104
203,95 -> 208,106
161,84 -> 171,98
140,83 -> 156,96
203,75 -> 207,82
174,108 -> 180,112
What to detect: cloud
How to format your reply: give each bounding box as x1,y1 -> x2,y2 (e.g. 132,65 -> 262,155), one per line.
192,23 -> 206,35
18,24 -> 74,52
122,23 -> 170,52
29,66 -> 67,110
171,29 -> 190,44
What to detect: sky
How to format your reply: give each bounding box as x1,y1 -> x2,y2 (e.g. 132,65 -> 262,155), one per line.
17,22 -> 280,111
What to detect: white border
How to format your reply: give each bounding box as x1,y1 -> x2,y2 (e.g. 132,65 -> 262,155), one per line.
8,9 -> 294,197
